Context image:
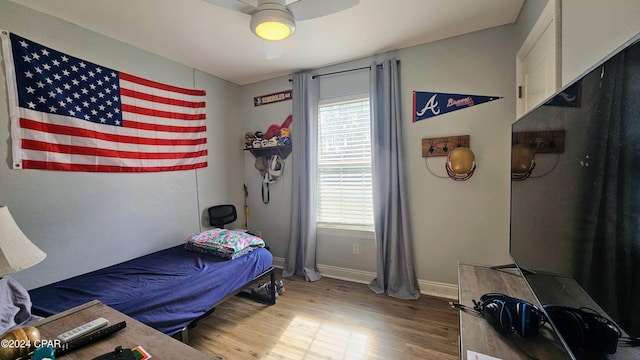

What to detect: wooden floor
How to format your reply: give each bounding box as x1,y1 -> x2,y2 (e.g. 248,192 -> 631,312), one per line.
188,271 -> 460,360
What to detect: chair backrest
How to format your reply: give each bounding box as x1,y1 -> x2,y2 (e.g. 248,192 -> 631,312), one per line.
207,204 -> 237,228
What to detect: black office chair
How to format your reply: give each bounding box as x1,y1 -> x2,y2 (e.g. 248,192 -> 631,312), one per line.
207,204 -> 237,228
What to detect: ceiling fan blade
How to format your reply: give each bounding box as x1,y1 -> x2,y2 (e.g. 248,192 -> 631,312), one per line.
263,40 -> 283,60
287,0 -> 359,21
201,0 -> 256,15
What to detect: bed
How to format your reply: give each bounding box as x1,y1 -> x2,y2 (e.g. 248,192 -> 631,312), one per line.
28,243 -> 275,339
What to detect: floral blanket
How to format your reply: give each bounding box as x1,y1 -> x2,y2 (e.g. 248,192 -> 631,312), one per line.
185,228 -> 265,260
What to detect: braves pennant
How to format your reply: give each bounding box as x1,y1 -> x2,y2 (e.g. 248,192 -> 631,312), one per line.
413,91 -> 502,122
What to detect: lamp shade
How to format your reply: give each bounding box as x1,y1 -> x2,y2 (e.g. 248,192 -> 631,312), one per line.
0,206 -> 46,277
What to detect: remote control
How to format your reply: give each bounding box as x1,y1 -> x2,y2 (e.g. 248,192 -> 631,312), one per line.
55,321 -> 127,357
56,317 -> 110,342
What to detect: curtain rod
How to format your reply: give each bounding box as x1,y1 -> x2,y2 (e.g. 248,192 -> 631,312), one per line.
312,65 -> 371,79
288,65 -> 372,82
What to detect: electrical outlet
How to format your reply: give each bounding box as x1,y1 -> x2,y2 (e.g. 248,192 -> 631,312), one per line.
352,243 -> 359,255
256,231 -> 262,238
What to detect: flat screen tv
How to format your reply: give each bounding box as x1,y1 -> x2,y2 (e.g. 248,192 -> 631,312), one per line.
510,34 -> 640,360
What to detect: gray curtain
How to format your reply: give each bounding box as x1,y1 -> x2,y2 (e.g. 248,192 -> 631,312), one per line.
368,59 -> 420,299
282,72 -> 322,282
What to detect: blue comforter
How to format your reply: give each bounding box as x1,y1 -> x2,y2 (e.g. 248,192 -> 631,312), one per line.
28,245 -> 272,335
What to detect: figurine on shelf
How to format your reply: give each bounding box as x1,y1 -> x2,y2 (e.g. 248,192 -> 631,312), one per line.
279,127 -> 291,146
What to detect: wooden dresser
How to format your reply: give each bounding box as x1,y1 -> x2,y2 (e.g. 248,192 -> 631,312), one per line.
32,300 -> 211,360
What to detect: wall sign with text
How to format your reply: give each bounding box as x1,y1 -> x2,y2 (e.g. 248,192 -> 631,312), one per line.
254,90 -> 292,107
413,91 -> 502,122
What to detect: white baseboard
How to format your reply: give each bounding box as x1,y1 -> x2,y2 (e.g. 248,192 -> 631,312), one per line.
417,279 -> 459,300
272,257 -> 458,300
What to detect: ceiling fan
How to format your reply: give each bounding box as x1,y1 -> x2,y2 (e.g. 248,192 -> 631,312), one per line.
203,0 -> 359,58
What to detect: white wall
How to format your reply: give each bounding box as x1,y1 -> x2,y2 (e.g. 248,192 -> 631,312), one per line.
194,70 -> 245,229
0,0 -> 243,289
401,27 -> 516,285
562,0 -> 640,85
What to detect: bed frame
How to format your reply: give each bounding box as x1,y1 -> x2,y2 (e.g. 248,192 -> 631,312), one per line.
176,266 -> 276,343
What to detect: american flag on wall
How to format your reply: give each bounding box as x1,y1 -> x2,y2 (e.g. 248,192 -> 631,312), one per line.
1,31 -> 207,172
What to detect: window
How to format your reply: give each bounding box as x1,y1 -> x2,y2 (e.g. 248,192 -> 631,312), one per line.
317,98 -> 373,230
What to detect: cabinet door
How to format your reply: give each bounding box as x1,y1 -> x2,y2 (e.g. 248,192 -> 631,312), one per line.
516,0 -> 561,119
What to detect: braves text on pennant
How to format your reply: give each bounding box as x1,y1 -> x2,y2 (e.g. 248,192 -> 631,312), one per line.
413,91 -> 503,122
254,89 -> 292,106
447,97 -> 474,107
1,31 -> 208,172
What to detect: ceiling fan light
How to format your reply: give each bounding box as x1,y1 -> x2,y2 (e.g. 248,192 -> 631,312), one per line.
250,8 -> 295,41
255,21 -> 291,41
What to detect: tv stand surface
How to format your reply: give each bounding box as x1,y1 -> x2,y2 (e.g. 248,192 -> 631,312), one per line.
488,263 -> 517,270
457,263 -> 570,360
489,263 -> 535,275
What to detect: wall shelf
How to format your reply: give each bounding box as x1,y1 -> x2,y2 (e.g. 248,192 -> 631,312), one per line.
422,135 -> 470,157
244,145 -> 292,159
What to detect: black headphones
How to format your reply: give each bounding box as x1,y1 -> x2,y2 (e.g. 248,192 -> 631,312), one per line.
471,293 -> 545,337
543,305 -> 620,356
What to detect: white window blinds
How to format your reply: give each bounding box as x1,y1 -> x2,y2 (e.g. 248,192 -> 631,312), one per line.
317,98 -> 373,229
